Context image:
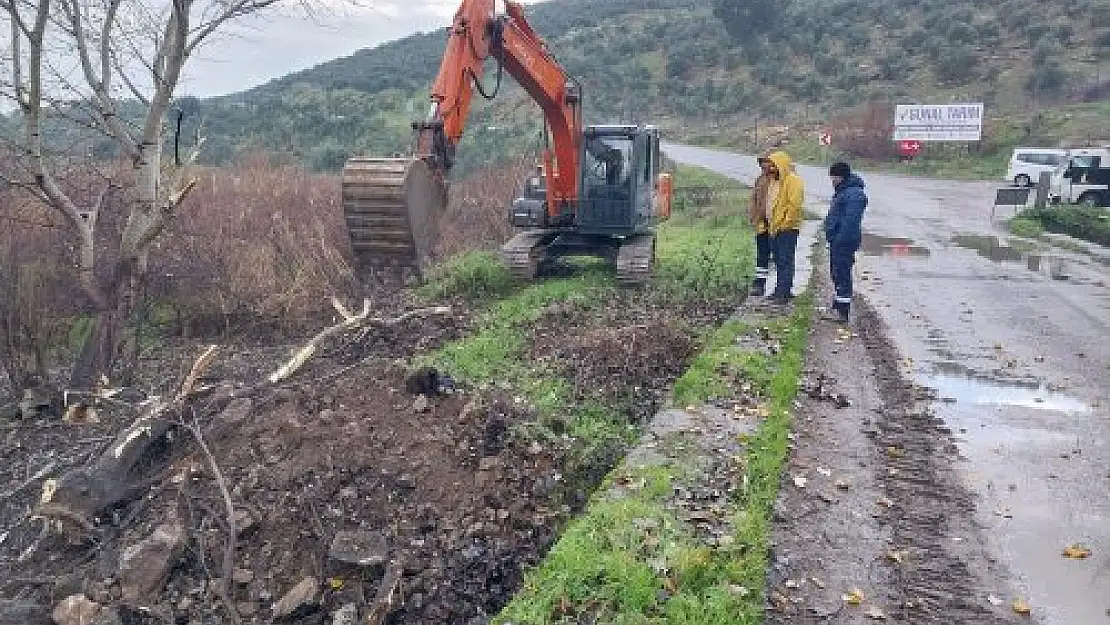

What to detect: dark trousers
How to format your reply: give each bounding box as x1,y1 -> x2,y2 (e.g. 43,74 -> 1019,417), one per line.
770,229 -> 799,297
754,233 -> 772,285
829,245 -> 856,306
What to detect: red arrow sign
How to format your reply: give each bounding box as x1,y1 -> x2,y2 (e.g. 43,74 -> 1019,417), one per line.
898,139 -> 922,155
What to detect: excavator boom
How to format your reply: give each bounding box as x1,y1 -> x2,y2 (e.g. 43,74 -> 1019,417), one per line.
341,0 -> 583,273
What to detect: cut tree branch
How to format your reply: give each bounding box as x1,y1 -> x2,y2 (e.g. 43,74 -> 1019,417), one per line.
268,301 -> 452,384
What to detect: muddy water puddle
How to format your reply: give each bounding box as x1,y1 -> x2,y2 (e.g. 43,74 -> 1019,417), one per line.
921,361 -> 1090,413
951,234 -> 1071,279
861,233 -> 930,257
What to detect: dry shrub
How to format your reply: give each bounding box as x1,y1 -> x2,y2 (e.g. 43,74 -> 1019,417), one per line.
829,101 -> 898,160
152,154 -> 355,336
436,155 -> 534,259
0,191 -> 74,393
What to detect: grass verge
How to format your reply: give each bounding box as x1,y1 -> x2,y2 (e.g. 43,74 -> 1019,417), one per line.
1006,215 -> 1045,240
1012,206 -> 1110,247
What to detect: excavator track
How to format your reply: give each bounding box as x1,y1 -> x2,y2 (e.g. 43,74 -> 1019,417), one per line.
500,230 -> 555,281
615,233 -> 655,287
341,157 -> 446,278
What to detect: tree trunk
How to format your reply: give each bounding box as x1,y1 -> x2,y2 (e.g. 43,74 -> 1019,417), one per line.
68,259 -> 140,391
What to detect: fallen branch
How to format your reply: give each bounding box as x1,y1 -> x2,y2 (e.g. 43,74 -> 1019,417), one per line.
182,395 -> 242,625
268,301 -> 451,384
34,346 -> 220,534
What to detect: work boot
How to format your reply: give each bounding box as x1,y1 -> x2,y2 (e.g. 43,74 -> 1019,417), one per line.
820,301 -> 850,324
749,278 -> 766,297
768,292 -> 794,306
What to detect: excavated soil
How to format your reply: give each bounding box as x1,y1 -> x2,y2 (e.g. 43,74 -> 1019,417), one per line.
768,264 -> 1024,624
0,285 -> 711,625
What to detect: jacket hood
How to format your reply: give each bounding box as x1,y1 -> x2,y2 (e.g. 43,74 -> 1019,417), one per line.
767,151 -> 794,176
837,173 -> 865,190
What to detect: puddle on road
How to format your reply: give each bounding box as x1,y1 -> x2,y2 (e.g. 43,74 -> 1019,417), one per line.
951,234 -> 1071,279
922,362 -> 1090,414
861,233 -> 931,257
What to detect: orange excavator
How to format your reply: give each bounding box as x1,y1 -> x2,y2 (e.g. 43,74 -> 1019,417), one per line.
340,0 -> 673,285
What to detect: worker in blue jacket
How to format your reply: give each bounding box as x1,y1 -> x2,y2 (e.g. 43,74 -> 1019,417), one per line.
823,162 -> 868,323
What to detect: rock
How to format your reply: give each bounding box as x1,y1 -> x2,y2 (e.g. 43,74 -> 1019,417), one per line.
236,602 -> 259,617
413,395 -> 430,413
272,577 -> 319,620
0,403 -> 20,421
118,519 -> 187,603
328,530 -> 390,567
217,398 -> 254,425
331,603 -> 359,625
19,387 -> 54,419
231,568 -> 254,585
233,508 -> 259,536
51,595 -> 121,625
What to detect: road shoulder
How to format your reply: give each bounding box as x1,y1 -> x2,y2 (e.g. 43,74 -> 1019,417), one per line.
768,258 -> 1027,624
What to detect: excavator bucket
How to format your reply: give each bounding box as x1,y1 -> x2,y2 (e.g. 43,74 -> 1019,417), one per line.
341,157 -> 448,276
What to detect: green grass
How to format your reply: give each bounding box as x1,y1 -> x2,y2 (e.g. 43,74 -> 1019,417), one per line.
1007,216 -> 1045,239
419,250 -> 518,302
494,299 -> 813,624
424,266 -> 610,409
656,166 -> 754,303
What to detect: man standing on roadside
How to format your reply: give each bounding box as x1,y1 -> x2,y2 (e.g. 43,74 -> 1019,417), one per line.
748,152 -> 775,297
762,150 -> 805,304
823,161 -> 868,323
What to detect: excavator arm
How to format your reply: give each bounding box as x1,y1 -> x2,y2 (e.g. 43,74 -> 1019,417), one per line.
340,0 -> 584,274
417,0 -> 582,217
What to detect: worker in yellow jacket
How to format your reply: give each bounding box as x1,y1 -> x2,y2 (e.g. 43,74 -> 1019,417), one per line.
757,150 -> 805,303
748,151 -> 775,296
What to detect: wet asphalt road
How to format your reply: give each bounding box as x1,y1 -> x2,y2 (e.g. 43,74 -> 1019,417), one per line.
663,143 -> 1110,625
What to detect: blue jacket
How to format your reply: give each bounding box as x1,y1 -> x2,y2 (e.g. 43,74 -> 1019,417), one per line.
824,174 -> 868,250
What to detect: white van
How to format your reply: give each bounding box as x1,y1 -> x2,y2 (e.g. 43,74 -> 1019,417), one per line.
1049,148 -> 1110,206
1005,148 -> 1068,187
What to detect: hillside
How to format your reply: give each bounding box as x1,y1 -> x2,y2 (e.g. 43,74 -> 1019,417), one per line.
186,0 -> 1109,172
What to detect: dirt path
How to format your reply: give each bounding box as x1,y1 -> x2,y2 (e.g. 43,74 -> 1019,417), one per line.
769,262 -> 1025,624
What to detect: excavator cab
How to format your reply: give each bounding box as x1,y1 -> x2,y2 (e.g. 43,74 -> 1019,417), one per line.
502,124 -> 670,285
577,125 -> 660,235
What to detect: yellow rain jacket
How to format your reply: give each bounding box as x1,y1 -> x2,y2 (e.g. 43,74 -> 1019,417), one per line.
764,150 -> 804,235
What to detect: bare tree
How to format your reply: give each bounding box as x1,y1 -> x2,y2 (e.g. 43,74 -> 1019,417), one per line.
0,0 -> 284,390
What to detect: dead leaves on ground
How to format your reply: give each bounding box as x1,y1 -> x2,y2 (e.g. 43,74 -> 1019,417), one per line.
1062,543 -> 1091,559
840,589 -> 888,620
842,588 -> 865,605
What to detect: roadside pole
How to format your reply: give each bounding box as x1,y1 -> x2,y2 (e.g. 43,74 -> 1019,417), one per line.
1034,171 -> 1051,210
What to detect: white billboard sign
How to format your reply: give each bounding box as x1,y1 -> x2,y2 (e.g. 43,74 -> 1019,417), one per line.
893,103 -> 983,142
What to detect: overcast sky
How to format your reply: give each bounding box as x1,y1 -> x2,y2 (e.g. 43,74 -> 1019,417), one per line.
179,0 -> 544,98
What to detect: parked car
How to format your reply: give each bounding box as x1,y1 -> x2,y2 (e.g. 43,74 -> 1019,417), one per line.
1005,148 -> 1068,187
1049,147 -> 1110,207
